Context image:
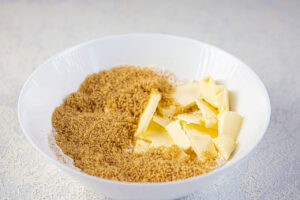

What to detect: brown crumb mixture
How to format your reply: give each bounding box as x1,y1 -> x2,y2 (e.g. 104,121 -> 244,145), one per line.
52,66 -> 215,182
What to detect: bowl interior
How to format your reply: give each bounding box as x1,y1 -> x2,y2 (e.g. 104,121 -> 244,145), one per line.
18,34 -> 270,179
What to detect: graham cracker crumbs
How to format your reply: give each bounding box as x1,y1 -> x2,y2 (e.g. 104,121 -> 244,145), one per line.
52,66 -> 216,182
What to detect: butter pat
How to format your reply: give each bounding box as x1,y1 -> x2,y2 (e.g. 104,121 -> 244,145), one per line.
189,135 -> 217,161
176,149 -> 189,161
199,76 -> 229,112
157,105 -> 177,118
184,123 -> 218,138
134,139 -> 151,154
215,86 -> 229,112
218,111 -> 242,140
213,135 -> 236,160
165,120 -> 191,150
172,82 -> 201,108
142,121 -> 173,148
177,113 -> 204,125
184,125 -> 217,161
153,114 -> 172,127
196,99 -> 218,128
199,77 -> 218,107
135,92 -> 161,137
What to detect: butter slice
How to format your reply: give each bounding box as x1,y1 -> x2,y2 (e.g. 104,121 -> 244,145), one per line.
196,99 -> 218,128
184,123 -> 218,138
199,76 -> 229,112
185,125 -> 217,161
199,77 -> 218,107
172,82 -> 201,108
165,120 -> 191,150
190,135 -> 217,161
218,111 -> 242,140
177,113 -> 204,125
213,135 -> 236,160
184,125 -> 217,161
157,105 -> 177,118
135,92 -> 161,137
134,139 -> 151,154
142,121 -> 173,148
153,114 -> 172,127
215,86 -> 229,112
177,149 -> 189,161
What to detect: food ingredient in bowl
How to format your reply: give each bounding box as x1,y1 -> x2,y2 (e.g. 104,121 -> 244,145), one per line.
133,139 -> 151,154
132,72 -> 243,162
177,113 -> 205,125
152,114 -> 172,127
199,76 -> 229,112
135,91 -> 161,137
171,81 -> 201,108
140,121 -> 173,148
165,120 -> 191,150
195,99 -> 218,128
217,111 -> 243,139
52,66 -> 243,182
52,66 -> 216,182
213,135 -> 236,160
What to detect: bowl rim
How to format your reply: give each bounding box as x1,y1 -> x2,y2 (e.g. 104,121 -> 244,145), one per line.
17,33 -> 271,186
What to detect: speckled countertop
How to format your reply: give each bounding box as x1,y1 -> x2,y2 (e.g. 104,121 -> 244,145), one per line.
0,0 -> 299,199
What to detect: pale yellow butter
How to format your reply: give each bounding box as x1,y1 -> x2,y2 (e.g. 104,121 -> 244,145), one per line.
133,76 -> 242,162
218,111 -> 242,140
134,139 -> 151,154
199,76 -> 218,107
165,120 -> 191,150
213,135 -> 236,160
176,149 -> 189,161
157,105 -> 177,118
184,123 -> 218,138
215,86 -> 229,112
135,92 -> 161,137
199,76 -> 229,112
196,99 -> 218,128
172,81 -> 201,108
141,121 -> 173,148
177,113 -> 204,125
153,114 -> 172,127
184,124 -> 217,161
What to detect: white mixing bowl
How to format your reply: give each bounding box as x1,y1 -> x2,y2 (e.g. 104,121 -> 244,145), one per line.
18,34 -> 271,200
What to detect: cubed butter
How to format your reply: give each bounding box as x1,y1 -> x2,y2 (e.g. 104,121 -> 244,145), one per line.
196,99 -> 218,128
189,136 -> 217,161
135,92 -> 161,137
165,120 -> 191,150
213,135 -> 236,160
134,139 -> 151,154
172,81 -> 201,108
176,149 -> 189,161
184,123 -> 218,138
157,105 -> 177,118
153,114 -> 172,127
215,86 -> 229,112
184,125 -> 217,161
177,113 -> 204,125
199,76 -> 229,112
218,111 -> 242,140
141,121 -> 173,148
199,76 -> 218,107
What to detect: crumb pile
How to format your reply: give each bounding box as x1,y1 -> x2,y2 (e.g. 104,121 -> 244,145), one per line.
52,66 -> 215,182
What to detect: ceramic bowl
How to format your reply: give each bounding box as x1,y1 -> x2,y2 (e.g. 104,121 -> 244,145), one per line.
18,34 -> 271,200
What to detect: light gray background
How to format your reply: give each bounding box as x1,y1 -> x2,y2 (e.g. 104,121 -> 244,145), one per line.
0,0 -> 299,199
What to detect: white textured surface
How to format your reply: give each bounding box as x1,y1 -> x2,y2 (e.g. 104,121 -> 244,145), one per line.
0,0 -> 299,199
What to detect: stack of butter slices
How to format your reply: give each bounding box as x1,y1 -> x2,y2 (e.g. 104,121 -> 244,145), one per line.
134,76 -> 242,161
